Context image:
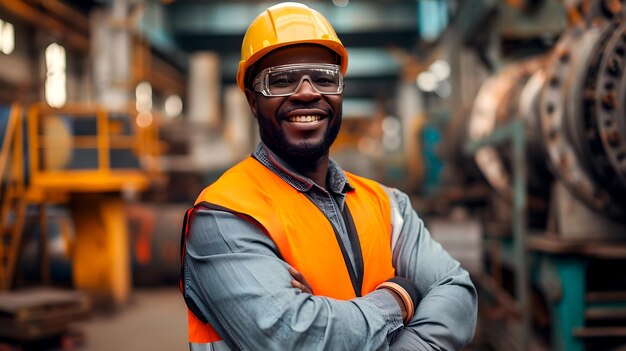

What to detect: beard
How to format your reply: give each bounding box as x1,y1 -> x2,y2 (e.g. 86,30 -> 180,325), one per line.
257,103 -> 342,163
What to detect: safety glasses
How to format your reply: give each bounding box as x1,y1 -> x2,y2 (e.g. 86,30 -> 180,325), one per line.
252,63 -> 344,97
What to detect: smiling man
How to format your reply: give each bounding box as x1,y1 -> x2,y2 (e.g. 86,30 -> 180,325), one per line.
180,3 -> 477,351
250,45 -> 342,167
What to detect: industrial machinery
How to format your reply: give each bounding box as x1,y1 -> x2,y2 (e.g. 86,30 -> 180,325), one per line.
463,1 -> 626,350
467,0 -> 626,224
0,103 -> 160,304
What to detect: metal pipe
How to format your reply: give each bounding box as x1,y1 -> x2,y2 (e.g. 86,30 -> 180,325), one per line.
465,120 -> 529,350
0,0 -> 89,52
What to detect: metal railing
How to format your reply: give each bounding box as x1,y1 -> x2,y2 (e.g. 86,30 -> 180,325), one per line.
26,103 -> 160,195
0,104 -> 26,290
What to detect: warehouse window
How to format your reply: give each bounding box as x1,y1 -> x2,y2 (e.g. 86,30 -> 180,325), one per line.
0,19 -> 15,55
45,43 -> 67,108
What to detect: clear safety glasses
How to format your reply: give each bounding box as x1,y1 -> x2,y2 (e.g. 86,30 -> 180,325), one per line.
252,63 -> 344,97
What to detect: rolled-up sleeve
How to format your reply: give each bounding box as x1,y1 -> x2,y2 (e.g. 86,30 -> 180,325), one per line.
387,188 -> 478,351
182,208 -> 404,351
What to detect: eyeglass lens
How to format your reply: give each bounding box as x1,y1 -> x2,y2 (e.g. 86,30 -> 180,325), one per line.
266,67 -> 341,95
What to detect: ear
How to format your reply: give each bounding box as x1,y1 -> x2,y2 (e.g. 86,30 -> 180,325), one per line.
244,88 -> 258,119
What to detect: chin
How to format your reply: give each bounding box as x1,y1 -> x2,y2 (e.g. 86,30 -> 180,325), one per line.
284,142 -> 329,160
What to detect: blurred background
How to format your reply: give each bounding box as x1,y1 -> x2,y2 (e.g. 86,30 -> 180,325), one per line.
0,0 -> 625,350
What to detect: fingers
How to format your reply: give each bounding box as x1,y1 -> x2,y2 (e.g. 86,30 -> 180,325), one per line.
288,267 -> 314,294
291,279 -> 313,294
288,267 -> 302,280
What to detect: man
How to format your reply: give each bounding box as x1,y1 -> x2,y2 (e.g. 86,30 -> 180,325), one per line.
180,2 -> 477,350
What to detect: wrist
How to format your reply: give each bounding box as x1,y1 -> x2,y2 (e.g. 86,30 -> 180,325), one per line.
376,281 -> 415,324
381,287 -> 408,322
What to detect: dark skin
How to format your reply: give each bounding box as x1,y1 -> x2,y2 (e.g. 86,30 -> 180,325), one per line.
244,44 -> 342,189
244,44 -> 408,322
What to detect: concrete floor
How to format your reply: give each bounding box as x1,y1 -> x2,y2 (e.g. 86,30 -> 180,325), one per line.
77,288 -> 187,351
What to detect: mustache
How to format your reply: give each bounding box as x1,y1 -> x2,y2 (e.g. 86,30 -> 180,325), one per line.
278,103 -> 333,116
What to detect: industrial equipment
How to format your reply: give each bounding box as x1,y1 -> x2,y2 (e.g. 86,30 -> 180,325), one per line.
467,57 -> 553,227
463,1 -> 626,350
446,1 -> 626,351
0,103 -> 160,304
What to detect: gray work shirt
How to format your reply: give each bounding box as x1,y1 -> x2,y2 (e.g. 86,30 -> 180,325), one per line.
182,142 -> 477,351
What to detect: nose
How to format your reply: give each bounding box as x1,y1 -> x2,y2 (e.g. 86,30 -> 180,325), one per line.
290,77 -> 321,101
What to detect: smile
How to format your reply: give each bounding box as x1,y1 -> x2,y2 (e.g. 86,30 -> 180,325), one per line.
286,115 -> 322,123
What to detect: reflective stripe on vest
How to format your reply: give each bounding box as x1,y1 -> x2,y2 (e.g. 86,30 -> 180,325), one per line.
182,156 -> 395,346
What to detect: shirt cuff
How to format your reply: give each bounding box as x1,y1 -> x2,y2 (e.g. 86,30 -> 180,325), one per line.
362,289 -> 404,339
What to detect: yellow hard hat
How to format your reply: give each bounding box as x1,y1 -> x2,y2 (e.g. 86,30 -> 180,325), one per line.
236,2 -> 348,92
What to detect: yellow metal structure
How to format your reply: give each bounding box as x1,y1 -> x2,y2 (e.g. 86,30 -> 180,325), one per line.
0,104 -> 27,290
26,103 -> 154,197
70,194 -> 131,305
0,103 -> 160,304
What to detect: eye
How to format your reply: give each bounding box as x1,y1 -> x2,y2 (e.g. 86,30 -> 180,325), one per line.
314,75 -> 338,86
269,75 -> 295,87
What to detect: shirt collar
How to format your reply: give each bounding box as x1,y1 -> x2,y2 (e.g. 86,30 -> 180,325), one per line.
252,142 -> 354,195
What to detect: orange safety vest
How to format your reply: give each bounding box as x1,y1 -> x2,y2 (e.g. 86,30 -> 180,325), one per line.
181,156 -> 395,348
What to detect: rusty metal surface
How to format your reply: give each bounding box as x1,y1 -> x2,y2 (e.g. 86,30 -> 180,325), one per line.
467,10 -> 626,224
569,20 -> 625,210
543,19 -> 626,220
595,21 -> 626,194
539,23 -> 626,220
518,68 -> 555,196
566,22 -> 614,171
468,58 -> 546,201
468,67 -> 515,199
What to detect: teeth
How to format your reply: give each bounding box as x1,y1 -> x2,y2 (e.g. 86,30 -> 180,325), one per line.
288,115 -> 321,123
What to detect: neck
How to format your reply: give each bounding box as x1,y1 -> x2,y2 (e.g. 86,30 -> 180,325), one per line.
286,153 -> 330,190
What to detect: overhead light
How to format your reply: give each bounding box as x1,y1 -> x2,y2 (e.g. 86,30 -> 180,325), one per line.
0,21 -> 14,55
164,94 -> 183,119
135,81 -> 153,112
430,59 -> 450,81
381,116 -> 401,135
417,71 -> 438,92
45,43 -> 67,108
136,111 -> 153,128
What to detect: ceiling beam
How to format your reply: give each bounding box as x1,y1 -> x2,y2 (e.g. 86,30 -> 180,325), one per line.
166,1 -> 418,36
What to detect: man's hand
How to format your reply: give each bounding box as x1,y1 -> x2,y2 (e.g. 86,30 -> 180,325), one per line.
289,267 -> 409,322
289,267 -> 314,294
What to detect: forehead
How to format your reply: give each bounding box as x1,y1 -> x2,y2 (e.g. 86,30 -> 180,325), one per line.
255,44 -> 338,72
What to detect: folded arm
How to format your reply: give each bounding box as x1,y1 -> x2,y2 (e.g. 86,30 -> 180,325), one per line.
182,208 -> 404,351
387,188 -> 478,351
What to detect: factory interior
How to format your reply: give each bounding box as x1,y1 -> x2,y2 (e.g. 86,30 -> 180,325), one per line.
0,0 -> 625,350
